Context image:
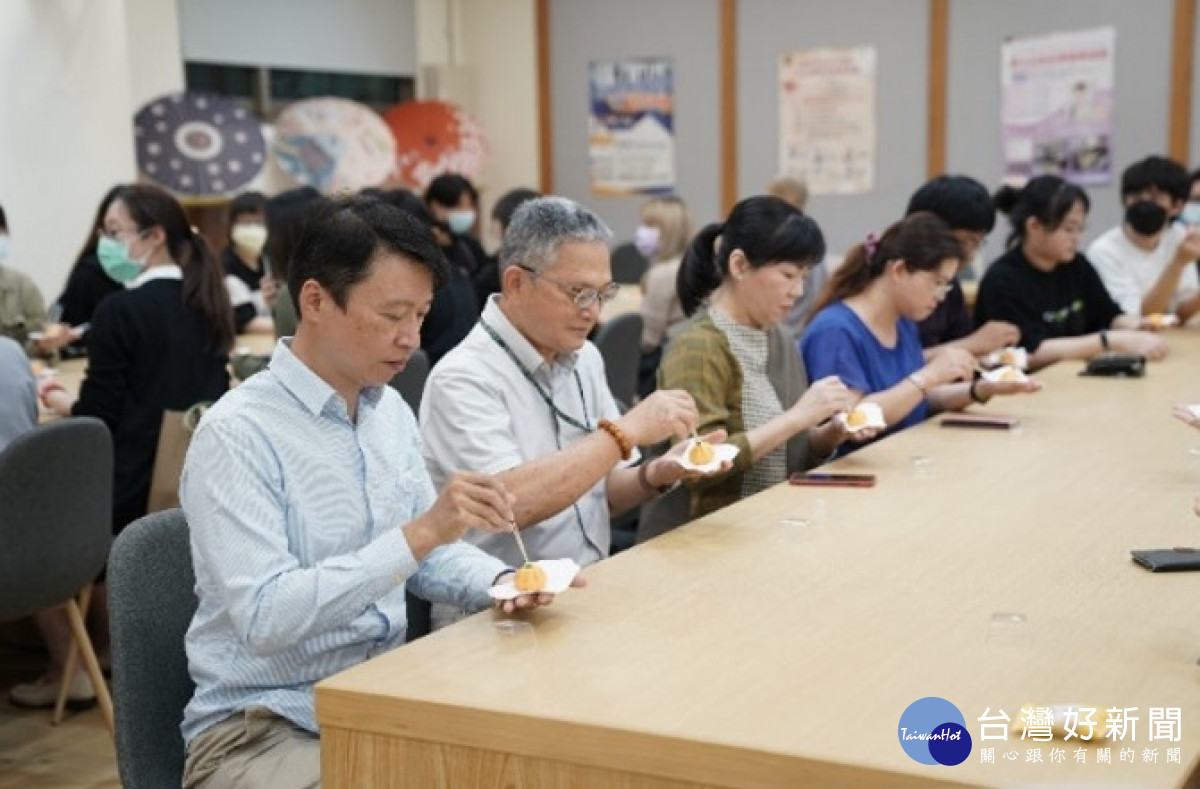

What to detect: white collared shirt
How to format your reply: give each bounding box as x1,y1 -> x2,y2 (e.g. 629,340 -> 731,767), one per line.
128,263 -> 183,288
420,295 -> 626,567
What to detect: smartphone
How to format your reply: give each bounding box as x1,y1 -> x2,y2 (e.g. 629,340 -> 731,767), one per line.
789,472 -> 876,488
941,413 -> 1020,429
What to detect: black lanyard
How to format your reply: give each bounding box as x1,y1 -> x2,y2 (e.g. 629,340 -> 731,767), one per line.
479,319 -> 592,432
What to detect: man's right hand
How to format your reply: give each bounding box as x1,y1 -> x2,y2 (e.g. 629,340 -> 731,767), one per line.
616,389 -> 698,446
405,472 -> 516,559
1110,330 -> 1169,361
922,347 -> 976,386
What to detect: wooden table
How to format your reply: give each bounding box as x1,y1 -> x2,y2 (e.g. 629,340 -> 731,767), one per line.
317,332 -> 1200,788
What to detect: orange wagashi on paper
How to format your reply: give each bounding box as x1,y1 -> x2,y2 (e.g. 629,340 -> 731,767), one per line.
514,563 -> 547,593
688,440 -> 715,465
1000,368 -> 1022,382
846,408 -> 870,428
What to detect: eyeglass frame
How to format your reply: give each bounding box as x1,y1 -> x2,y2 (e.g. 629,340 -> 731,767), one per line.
516,263 -> 621,309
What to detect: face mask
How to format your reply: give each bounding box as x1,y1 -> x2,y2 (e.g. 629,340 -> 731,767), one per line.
447,210 -> 476,235
97,235 -> 147,284
1180,201 -> 1200,227
1125,200 -> 1168,236
633,225 -> 661,259
0,234 -> 8,264
231,223 -> 268,256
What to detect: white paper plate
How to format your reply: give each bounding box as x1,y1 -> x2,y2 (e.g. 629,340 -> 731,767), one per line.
838,402 -> 886,433
488,558 -> 581,601
984,347 -> 1028,370
674,439 -> 740,474
1145,313 -> 1179,328
1188,404 -> 1200,420
982,365 -> 1029,384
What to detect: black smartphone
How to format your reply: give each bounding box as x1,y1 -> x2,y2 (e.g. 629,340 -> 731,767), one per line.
941,413 -> 1020,429
1131,548 -> 1200,572
789,472 -> 877,488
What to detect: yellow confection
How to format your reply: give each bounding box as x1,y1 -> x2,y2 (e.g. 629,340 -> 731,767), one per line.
688,441 -> 715,465
1001,369 -> 1022,382
514,563 -> 547,593
846,409 -> 869,428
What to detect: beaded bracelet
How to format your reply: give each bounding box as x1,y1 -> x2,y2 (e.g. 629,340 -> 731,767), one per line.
597,418 -> 633,460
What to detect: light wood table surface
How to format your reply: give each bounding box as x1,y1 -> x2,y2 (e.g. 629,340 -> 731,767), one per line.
317,331 -> 1200,788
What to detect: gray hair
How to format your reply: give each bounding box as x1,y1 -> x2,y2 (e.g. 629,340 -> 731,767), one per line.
499,196 -> 612,272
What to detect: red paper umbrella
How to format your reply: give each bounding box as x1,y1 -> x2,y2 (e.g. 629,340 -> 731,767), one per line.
384,100 -> 487,189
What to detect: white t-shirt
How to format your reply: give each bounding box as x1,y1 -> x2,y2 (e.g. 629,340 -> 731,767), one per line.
1087,223 -> 1199,316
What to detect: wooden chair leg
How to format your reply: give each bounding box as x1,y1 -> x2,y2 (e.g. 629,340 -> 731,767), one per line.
52,584 -> 92,724
63,595 -> 113,734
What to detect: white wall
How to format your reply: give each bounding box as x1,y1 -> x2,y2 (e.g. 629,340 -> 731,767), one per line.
179,0 -> 417,75
0,0 -> 139,302
458,0 -> 540,247
125,0 -> 185,110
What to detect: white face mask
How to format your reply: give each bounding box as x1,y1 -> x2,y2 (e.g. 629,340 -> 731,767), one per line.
1180,201 -> 1200,227
231,223 -> 268,256
447,210 -> 476,235
634,224 -> 661,259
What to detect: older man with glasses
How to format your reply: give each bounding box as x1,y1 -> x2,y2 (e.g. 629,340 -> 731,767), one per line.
420,197 -> 714,586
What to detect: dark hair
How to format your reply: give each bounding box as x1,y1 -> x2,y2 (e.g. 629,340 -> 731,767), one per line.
812,212 -> 964,314
905,175 -> 995,233
75,185 -> 123,264
264,187 -> 324,282
492,188 -> 541,231
993,175 -> 1090,248
1120,155 -> 1189,202
0,203 -> 6,232
379,189 -> 436,225
676,195 -> 825,316
288,195 -> 448,316
1190,168 -> 1200,190
113,184 -> 235,353
228,191 -> 267,225
424,173 -> 478,209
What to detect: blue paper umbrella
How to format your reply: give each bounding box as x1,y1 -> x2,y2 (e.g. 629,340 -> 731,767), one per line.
134,91 -> 266,197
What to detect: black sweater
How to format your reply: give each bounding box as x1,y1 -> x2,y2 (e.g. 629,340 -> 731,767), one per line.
73,277 -> 229,532
55,254 -> 124,355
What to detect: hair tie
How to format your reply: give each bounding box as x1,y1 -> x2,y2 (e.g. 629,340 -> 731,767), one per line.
863,232 -> 879,261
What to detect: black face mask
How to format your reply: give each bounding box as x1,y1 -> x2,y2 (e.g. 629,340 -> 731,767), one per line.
1125,200 -> 1169,236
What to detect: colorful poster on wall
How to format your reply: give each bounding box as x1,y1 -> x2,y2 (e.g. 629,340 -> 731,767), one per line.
588,58 -> 675,196
779,46 -> 876,196
1000,27 -> 1115,186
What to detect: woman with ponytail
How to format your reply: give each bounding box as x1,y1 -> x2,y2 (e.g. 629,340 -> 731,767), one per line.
659,196 -> 867,519
18,185 -> 234,710
976,175 -> 1167,369
800,213 -> 1040,443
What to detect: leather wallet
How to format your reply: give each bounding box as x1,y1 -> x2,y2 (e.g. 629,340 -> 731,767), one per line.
1131,548 -> 1200,571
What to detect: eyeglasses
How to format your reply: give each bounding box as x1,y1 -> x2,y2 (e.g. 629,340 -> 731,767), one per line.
97,227 -> 144,243
920,271 -> 953,298
518,264 -> 620,309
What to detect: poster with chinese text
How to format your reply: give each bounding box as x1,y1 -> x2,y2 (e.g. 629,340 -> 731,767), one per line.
779,46 -> 876,195
588,58 -> 675,196
1001,27 -> 1115,186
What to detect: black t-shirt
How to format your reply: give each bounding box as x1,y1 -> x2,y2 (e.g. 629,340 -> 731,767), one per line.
56,254 -> 124,355
221,246 -> 264,291
974,246 -> 1122,353
916,280 -> 972,348
421,262 -> 480,366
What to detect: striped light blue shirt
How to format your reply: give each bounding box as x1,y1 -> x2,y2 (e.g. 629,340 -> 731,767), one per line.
180,340 -> 506,744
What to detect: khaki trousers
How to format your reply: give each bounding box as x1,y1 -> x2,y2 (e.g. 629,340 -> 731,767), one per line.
183,707 -> 321,789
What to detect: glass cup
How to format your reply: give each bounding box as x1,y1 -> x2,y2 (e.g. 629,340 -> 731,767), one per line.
986,611 -> 1031,648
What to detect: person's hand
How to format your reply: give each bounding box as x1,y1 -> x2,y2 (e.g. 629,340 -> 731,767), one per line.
820,415 -> 881,446
970,321 -> 1021,355
261,277 -> 279,307
788,376 -> 853,429
32,323 -> 73,355
977,377 -> 1043,399
494,573 -> 587,614
1173,404 -> 1200,430
922,347 -> 976,386
654,429 -> 731,484
1109,330 -> 1168,361
407,472 -> 516,557
616,389 -> 698,446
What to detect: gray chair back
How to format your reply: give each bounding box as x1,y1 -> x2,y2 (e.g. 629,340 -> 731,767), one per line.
593,312 -> 644,411
610,242 -> 649,284
390,348 -> 431,413
109,509 -> 197,789
636,484 -> 692,544
0,418 -> 112,621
